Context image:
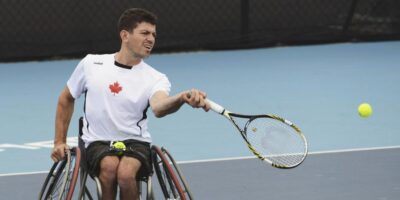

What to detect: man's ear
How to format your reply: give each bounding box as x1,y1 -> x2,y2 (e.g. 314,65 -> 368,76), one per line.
120,30 -> 129,42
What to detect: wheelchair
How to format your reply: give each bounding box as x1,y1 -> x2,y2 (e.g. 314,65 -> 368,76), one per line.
38,146 -> 81,200
38,117 -> 193,200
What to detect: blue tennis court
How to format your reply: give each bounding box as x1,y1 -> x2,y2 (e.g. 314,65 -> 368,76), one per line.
1,41 -> 400,199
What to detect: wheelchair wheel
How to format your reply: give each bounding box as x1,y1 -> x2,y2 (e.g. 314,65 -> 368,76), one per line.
151,145 -> 188,200
161,147 -> 193,199
38,147 -> 81,200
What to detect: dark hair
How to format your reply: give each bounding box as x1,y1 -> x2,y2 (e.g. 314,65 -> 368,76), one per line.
117,8 -> 157,33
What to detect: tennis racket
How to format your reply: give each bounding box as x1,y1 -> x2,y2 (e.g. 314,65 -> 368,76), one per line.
206,98 -> 308,169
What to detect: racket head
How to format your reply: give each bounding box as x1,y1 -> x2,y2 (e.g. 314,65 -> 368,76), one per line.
243,115 -> 308,169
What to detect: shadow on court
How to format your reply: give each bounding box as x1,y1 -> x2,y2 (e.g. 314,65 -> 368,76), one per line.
1,147 -> 399,199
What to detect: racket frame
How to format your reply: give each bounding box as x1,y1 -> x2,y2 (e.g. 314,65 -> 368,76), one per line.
206,99 -> 308,169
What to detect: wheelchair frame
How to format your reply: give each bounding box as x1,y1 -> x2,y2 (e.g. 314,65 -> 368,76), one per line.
38,117 -> 193,200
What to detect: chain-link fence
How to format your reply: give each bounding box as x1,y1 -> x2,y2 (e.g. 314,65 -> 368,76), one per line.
1,0 -> 399,61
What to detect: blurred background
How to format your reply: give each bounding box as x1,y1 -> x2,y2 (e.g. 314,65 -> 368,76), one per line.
1,0 -> 399,62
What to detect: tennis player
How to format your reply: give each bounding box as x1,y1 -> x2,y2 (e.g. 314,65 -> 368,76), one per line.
51,8 -> 209,199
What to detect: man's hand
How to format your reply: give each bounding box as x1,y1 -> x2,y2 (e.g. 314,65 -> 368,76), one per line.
51,143 -> 69,162
182,89 -> 210,112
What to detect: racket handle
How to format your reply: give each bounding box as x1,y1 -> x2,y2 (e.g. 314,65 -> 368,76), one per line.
185,91 -> 225,114
205,99 -> 225,114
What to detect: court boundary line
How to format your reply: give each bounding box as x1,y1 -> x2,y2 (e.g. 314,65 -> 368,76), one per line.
178,145 -> 400,164
0,170 -> 48,177
1,145 -> 399,177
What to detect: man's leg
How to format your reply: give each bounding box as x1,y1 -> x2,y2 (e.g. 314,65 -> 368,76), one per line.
99,156 -> 120,200
118,156 -> 142,200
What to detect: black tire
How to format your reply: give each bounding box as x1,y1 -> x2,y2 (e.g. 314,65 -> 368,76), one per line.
161,147 -> 193,199
151,145 -> 187,200
38,147 -> 81,200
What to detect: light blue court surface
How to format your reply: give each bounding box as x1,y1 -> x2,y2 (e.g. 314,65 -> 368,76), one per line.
1,41 -> 400,174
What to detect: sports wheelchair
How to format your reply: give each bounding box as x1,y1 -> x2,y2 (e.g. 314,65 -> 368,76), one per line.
38,117 -> 193,200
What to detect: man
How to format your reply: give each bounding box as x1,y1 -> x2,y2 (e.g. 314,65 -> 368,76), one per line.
51,8 -> 209,199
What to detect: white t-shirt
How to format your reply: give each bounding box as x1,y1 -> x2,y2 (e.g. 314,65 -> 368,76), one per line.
67,54 -> 171,146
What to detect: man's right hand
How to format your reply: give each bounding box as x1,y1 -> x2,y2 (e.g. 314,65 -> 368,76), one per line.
51,143 -> 69,162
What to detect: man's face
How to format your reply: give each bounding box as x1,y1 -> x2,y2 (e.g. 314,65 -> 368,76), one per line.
125,22 -> 156,59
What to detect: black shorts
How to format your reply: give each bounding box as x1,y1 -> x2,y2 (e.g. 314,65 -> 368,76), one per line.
85,139 -> 152,179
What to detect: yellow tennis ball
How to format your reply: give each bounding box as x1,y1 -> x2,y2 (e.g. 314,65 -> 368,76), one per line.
358,103 -> 373,118
113,142 -> 126,156
113,141 -> 126,150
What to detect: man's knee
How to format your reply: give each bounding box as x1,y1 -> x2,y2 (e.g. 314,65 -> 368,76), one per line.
117,157 -> 141,188
99,156 -> 120,181
117,173 -> 136,188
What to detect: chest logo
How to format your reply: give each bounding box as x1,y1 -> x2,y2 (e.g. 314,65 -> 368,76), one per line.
109,81 -> 123,95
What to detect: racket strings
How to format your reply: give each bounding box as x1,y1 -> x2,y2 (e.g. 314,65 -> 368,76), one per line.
246,117 -> 306,167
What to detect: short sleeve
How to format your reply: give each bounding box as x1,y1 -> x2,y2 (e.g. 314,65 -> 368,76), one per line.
67,57 -> 87,99
150,74 -> 171,99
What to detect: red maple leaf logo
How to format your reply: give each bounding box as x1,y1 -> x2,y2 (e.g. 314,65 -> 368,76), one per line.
109,82 -> 122,95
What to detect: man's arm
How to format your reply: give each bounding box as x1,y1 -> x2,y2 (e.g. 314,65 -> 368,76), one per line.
51,86 -> 75,162
150,89 -> 209,118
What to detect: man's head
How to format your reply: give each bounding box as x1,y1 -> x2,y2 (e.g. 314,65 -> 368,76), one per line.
118,8 -> 157,34
118,8 -> 157,59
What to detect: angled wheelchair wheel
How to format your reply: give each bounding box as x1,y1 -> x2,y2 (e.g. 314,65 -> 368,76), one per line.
38,147 -> 81,200
152,145 -> 192,200
161,147 -> 193,199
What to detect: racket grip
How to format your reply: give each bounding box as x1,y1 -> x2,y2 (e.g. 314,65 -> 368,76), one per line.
185,91 -> 225,114
205,99 -> 225,114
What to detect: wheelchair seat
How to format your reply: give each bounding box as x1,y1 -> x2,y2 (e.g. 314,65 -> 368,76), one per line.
77,117 -> 153,200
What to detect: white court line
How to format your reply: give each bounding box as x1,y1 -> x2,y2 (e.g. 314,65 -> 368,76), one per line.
307,145 -> 400,155
1,145 -> 400,177
0,171 -> 49,177
177,145 -> 400,164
